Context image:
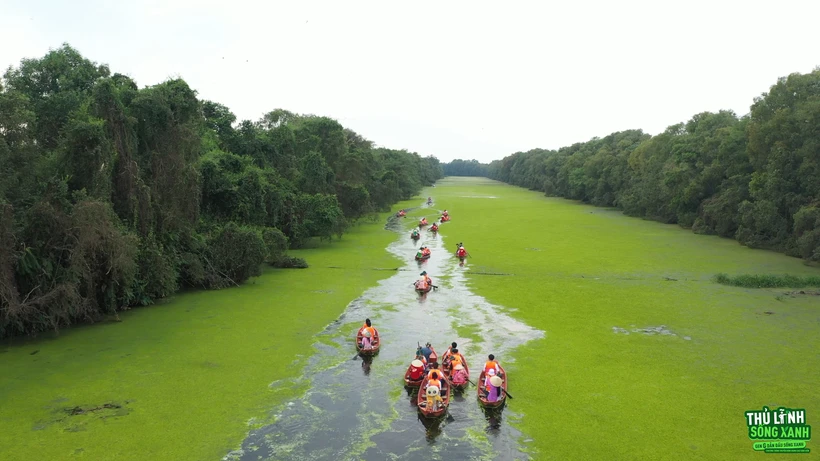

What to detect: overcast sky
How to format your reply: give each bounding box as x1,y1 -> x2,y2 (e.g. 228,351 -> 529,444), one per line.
2,0 -> 818,162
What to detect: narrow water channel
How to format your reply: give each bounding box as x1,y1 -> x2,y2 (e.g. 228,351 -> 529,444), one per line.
226,202 -> 544,460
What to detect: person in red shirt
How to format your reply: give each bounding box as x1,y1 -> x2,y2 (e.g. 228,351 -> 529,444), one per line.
407,359 -> 425,383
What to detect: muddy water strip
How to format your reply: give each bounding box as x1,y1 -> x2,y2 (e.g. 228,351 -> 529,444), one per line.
226,204 -> 544,460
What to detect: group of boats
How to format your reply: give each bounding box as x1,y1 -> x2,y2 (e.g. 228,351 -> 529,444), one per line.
356,199 -> 502,419
356,326 -> 508,418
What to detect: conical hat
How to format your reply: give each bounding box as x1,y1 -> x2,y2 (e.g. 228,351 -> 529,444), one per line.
426,386 -> 440,396
490,376 -> 503,387
411,360 -> 423,368
363,329 -> 371,338
454,364 -> 464,370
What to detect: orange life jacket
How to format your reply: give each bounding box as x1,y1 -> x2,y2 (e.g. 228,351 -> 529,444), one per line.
450,354 -> 462,367
427,378 -> 442,390
484,360 -> 499,374
427,369 -> 442,380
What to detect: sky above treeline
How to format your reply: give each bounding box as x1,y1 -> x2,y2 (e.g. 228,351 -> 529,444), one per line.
2,0 -> 819,163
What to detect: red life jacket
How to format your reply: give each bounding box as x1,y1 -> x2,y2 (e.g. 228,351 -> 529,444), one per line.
458,248 -> 466,257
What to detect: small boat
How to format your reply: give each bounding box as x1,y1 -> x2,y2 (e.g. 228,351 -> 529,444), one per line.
397,210 -> 407,217
410,233 -> 420,240
477,364 -> 507,408
415,253 -> 430,261
418,222 -> 428,228
440,215 -> 450,222
415,283 -> 432,294
443,355 -> 470,390
417,375 -> 450,418
429,226 -> 439,233
355,326 -> 380,356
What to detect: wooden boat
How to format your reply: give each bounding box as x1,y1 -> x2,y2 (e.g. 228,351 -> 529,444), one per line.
397,210 -> 407,217
440,215 -> 450,222
429,226 -> 439,233
417,375 -> 450,418
355,326 -> 380,356
415,283 -> 432,294
477,364 -> 507,408
415,253 -> 430,261
410,232 -> 420,240
404,362 -> 424,387
442,354 -> 470,390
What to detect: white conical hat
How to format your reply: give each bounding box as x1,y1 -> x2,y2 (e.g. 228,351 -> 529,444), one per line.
490,376 -> 503,387
426,386 -> 440,396
411,360 -> 423,368
454,364 -> 464,370
363,329 -> 371,338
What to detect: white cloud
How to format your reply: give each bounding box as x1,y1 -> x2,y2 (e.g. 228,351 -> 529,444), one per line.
3,0 -> 819,162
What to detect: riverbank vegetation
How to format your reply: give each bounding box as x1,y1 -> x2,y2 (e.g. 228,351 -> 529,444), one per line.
444,68 -> 820,265
0,44 -> 442,338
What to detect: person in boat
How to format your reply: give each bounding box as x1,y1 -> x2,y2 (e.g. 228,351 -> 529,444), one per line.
429,223 -> 439,232
423,372 -> 443,410
422,247 -> 431,257
408,359 -> 425,383
360,319 -> 376,350
457,245 -> 467,259
483,368 -> 497,395
451,363 -> 468,386
442,342 -> 457,361
419,217 -> 428,226
419,342 -> 433,362
486,375 -> 503,402
414,276 -> 429,292
414,349 -> 428,367
447,348 -> 464,373
362,327 -> 374,350
411,228 -> 420,239
426,361 -> 442,379
483,354 -> 502,377
420,271 -> 433,286
442,209 -> 448,217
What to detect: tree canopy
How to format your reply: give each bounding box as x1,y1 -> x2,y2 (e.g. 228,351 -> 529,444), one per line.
0,44 -> 442,338
443,68 -> 820,264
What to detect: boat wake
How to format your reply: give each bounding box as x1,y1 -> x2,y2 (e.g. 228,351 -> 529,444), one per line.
225,203 -> 544,461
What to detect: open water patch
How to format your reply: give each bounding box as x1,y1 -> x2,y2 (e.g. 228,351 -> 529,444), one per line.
227,200 -> 544,461
612,325 -> 691,340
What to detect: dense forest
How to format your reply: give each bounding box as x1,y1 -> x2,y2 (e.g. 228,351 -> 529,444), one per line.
442,159 -> 489,177
0,45 -> 442,338
444,68 -> 820,264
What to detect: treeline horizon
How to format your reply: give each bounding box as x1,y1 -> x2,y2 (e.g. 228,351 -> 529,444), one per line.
443,67 -> 820,264
0,44 -> 442,338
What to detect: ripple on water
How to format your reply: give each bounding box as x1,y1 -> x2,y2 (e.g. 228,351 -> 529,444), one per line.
228,202 -> 544,461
